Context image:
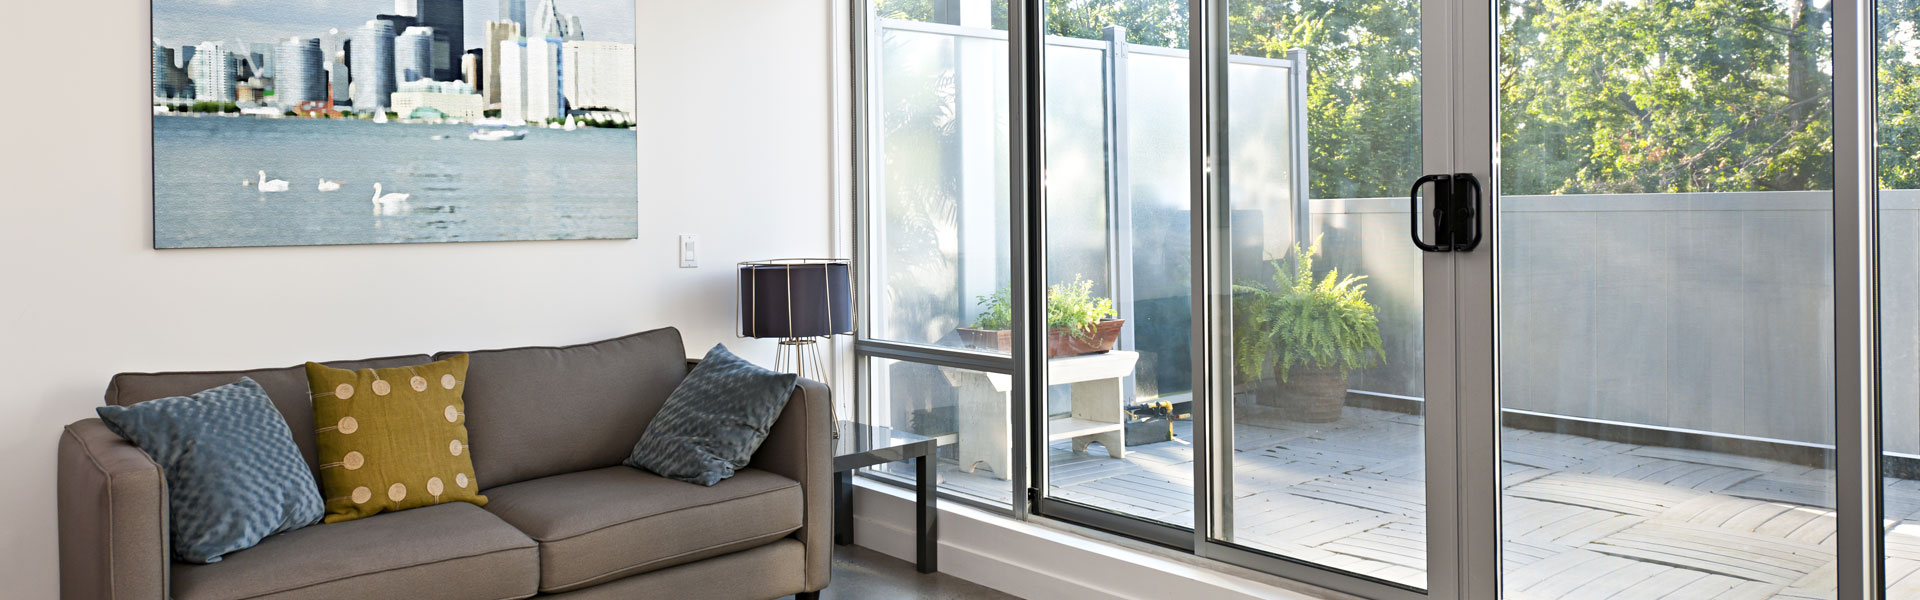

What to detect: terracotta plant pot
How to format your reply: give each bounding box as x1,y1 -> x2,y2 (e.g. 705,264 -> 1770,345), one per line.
1258,364 -> 1348,423
957,319 -> 1125,357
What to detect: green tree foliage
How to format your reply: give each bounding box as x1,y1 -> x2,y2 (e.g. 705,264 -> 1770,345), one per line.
185,101 -> 241,114
1229,0 -> 1422,199
1882,0 -> 1920,188
1500,0 -> 1831,194
877,0 -> 1844,197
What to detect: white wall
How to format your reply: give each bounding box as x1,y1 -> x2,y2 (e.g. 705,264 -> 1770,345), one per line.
0,1 -> 837,597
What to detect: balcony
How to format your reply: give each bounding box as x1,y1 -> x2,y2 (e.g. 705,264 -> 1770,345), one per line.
869,187 -> 1920,598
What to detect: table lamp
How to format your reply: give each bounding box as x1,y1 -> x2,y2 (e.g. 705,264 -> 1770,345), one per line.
738,259 -> 855,436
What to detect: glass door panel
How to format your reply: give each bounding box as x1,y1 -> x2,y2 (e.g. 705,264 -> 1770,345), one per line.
866,6 -> 1012,354
1213,0 -> 1430,589
1883,0 -> 1920,593
865,357 -> 1016,507
1036,1 -> 1198,531
1495,0 -> 1837,596
860,2 -> 1018,507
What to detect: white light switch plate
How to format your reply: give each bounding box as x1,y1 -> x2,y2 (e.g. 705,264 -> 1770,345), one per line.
678,234 -> 698,268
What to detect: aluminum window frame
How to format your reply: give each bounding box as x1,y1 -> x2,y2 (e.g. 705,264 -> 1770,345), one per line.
1835,0 -> 1885,596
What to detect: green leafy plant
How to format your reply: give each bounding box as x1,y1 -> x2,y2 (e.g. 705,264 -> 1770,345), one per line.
971,287 -> 1013,330
1233,236 -> 1384,382
969,276 -> 1117,340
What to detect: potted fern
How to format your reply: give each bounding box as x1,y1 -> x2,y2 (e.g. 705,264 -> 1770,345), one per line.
1233,236 -> 1384,423
958,276 -> 1125,357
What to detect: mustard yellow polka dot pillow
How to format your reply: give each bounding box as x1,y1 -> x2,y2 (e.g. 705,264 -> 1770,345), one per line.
306,354 -> 485,523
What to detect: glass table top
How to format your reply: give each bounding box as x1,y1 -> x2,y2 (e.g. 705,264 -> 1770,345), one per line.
832,421 -> 936,471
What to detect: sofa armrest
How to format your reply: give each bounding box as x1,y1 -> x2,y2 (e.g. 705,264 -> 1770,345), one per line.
59,418 -> 168,600
749,377 -> 833,593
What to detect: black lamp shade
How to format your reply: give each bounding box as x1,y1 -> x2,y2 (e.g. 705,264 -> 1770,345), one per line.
739,262 -> 854,339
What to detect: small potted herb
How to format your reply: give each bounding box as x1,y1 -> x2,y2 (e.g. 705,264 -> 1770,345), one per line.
958,276 -> 1125,357
1232,237 -> 1384,423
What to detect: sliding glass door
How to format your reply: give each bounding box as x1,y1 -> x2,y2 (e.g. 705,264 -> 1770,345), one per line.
1014,3 -> 1460,593
857,0 -> 1467,597
1489,0 -> 1844,596
1199,0 -> 1443,592
855,0 -> 1890,597
1031,1 -> 1198,532
1886,0 -> 1920,595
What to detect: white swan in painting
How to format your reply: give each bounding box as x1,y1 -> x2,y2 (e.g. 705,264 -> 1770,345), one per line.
371,183 -> 410,214
318,179 -> 344,192
256,170 -> 289,192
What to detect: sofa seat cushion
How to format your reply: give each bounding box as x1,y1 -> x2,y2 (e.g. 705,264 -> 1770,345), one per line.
482,465 -> 802,593
170,502 -> 538,600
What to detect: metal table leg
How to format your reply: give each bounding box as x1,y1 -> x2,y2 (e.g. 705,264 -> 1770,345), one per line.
834,470 -> 853,546
915,454 -> 938,573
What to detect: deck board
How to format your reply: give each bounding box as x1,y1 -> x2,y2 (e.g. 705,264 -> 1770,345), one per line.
1508,472 -> 1706,516
911,411 -> 1854,598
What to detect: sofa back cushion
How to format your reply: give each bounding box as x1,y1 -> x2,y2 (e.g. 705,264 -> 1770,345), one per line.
438,328 -> 688,489
106,354 -> 435,476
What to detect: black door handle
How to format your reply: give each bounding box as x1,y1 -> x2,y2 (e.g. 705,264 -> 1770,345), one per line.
1409,174 -> 1451,253
1451,172 -> 1482,252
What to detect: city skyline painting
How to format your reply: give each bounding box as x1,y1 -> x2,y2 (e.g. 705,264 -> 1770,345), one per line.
151,0 -> 639,249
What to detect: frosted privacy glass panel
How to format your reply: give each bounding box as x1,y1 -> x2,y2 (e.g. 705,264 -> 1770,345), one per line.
1044,42 -> 1113,297
869,26 -> 1011,351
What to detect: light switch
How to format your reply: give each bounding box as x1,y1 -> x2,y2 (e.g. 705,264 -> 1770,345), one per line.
678,234 -> 698,268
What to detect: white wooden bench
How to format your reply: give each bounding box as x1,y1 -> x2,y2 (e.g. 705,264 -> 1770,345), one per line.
940,351 -> 1138,480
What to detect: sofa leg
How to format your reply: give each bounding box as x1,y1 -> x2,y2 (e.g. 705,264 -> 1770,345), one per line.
796,591 -> 821,600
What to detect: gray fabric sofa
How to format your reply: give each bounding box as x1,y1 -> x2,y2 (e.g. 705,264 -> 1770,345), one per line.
56,327 -> 832,600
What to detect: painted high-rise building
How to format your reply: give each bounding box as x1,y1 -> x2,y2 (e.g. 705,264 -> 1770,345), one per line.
561,41 -> 635,117
397,27 -> 434,83
350,20 -> 397,111
498,37 -> 560,124
236,42 -> 275,104
152,41 -> 169,99
274,37 -> 325,107
243,42 -> 275,81
323,28 -> 350,107
415,0 -> 463,82
393,0 -> 418,16
499,0 -> 525,32
189,41 -> 235,102
498,39 -> 525,120
532,0 -> 584,41
483,21 -> 520,106
152,42 -> 194,100
462,48 -> 483,91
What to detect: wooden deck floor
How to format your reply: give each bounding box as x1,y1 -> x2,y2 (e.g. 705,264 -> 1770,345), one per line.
895,404 -> 1920,598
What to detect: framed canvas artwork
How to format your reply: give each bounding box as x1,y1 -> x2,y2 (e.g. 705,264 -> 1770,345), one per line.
151,0 -> 639,249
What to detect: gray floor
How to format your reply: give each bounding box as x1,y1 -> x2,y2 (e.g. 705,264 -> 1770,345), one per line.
785,544 -> 1021,600
913,403 -> 1907,598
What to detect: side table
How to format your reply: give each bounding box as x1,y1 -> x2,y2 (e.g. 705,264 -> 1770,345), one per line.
832,421 -> 938,573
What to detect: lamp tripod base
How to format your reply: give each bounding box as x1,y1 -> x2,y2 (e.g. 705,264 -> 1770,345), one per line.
775,338 -> 838,438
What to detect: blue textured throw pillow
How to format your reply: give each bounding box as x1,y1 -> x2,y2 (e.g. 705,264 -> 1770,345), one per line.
96,377 -> 324,563
627,344 -> 799,486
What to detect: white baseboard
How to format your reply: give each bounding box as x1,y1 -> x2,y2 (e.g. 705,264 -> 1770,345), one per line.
847,478 -> 1359,600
